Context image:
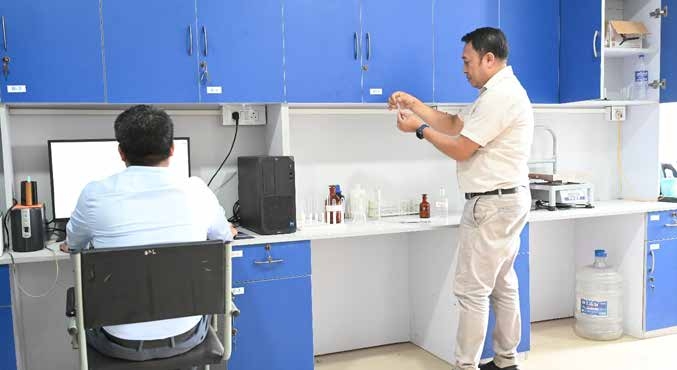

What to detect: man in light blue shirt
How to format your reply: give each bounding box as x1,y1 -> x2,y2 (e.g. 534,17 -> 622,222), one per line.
62,105 -> 236,361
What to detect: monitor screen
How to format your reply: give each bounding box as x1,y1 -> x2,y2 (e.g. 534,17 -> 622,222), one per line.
48,138 -> 190,220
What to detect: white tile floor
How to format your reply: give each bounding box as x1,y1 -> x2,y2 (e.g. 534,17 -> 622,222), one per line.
315,318 -> 677,370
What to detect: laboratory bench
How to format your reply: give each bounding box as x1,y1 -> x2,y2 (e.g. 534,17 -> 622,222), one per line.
1,199 -> 677,370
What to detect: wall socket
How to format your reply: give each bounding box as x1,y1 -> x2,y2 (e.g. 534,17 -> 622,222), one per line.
221,104 -> 267,126
605,106 -> 626,122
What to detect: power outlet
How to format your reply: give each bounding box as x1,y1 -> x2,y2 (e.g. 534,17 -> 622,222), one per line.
221,104 -> 267,126
605,106 -> 626,122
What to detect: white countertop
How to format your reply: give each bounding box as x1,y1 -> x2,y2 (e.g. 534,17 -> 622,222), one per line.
2,200 -> 675,265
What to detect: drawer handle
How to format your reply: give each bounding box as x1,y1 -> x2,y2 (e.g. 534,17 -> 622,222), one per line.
649,249 -> 656,275
665,223 -> 677,227
254,256 -> 284,265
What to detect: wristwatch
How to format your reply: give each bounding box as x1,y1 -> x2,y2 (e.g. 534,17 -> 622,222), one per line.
416,123 -> 430,140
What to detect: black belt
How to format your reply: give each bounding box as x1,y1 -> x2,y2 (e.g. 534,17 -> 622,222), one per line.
465,187 -> 518,200
102,322 -> 200,350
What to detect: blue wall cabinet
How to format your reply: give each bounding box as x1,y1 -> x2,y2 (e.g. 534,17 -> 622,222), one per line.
0,266 -> 16,370
434,0 -> 498,103
560,0 -> 602,103
645,239 -> 677,331
660,0 -> 676,103
0,0 -> 104,103
482,224 -> 530,359
102,0 -> 200,103
361,0 -> 433,103
500,0 -> 559,103
229,277 -> 314,370
285,0 -> 362,102
196,0 -> 284,103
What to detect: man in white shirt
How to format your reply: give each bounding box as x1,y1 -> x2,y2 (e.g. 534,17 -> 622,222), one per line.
388,28 -> 533,370
61,105 -> 236,361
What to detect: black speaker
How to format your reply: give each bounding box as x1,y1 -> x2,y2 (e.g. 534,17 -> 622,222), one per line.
237,156 -> 296,235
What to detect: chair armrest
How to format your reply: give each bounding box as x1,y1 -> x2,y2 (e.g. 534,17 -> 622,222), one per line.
66,287 -> 75,317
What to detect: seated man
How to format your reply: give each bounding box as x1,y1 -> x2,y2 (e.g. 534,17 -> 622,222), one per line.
61,104 -> 236,361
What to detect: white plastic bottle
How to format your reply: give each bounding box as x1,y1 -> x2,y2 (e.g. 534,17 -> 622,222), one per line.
632,54 -> 648,100
435,186 -> 449,218
574,249 -> 623,340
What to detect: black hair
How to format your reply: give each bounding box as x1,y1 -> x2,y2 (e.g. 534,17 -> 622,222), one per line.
461,27 -> 509,60
114,105 -> 174,166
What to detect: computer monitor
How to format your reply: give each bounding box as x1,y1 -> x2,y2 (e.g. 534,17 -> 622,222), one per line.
48,138 -> 191,221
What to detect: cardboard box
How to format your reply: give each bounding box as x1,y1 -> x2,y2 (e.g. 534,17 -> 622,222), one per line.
607,20 -> 649,48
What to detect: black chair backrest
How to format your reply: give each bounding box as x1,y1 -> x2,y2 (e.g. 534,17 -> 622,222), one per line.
81,240 -> 226,329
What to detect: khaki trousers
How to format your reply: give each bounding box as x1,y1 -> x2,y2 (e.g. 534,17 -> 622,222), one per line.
453,188 -> 531,370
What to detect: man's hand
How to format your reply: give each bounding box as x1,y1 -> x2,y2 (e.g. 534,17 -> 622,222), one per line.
397,110 -> 424,133
59,242 -> 70,253
388,91 -> 420,111
230,225 -> 238,238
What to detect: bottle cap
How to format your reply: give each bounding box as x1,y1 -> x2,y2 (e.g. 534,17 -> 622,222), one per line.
595,249 -> 607,257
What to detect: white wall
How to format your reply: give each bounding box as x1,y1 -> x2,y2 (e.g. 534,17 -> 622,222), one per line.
290,109 -> 621,214
6,108 -> 268,219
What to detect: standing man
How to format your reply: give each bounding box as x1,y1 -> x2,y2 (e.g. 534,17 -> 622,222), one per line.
61,105 -> 236,361
388,27 -> 533,370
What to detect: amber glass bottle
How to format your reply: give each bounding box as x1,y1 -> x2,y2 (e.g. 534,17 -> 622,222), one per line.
419,194 -> 430,218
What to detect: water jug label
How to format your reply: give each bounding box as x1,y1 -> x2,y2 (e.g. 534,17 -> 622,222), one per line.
581,298 -> 608,317
635,70 -> 649,82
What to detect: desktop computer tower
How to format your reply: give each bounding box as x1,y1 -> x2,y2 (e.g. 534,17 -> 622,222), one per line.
237,156 -> 296,235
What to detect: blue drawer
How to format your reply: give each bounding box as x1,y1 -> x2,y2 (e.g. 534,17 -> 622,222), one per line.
0,307 -> 16,370
232,241 -> 311,283
647,211 -> 677,241
0,266 -> 10,307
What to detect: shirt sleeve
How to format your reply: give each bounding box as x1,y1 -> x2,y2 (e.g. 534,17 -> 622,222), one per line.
206,192 -> 234,242
459,92 -> 511,147
66,185 -> 94,250
190,178 -> 233,242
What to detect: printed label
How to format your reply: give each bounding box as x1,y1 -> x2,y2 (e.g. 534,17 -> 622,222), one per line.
650,243 -> 661,251
369,88 -> 383,95
232,287 -> 245,295
7,85 -> 26,93
231,250 -> 243,258
650,214 -> 660,221
635,70 -> 649,82
581,298 -> 608,317
206,86 -> 222,94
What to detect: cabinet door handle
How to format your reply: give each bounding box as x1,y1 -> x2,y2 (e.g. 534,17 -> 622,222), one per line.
366,32 -> 372,61
592,30 -> 599,58
187,25 -> 193,56
254,257 -> 284,265
202,26 -> 208,57
2,16 -> 7,51
354,32 -> 359,60
648,249 -> 656,274
664,223 -> 677,227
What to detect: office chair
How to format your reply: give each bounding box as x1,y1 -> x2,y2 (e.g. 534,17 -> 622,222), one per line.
65,240 -> 238,370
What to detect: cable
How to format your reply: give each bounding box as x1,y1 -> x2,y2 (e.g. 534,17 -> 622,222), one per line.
9,247 -> 60,298
208,112 -> 240,187
227,200 -> 240,225
3,199 -> 18,251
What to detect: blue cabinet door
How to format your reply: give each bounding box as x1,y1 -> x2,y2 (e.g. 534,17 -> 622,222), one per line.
482,224 -> 530,359
285,0 -> 362,102
661,0 -> 676,103
434,0 -> 498,103
500,0 -> 559,103
560,0 -> 602,103
229,277 -> 314,370
0,307 -> 16,370
102,0 -> 199,103
196,0 -> 283,102
361,0 -> 433,103
0,0 -> 104,102
645,240 -> 677,331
